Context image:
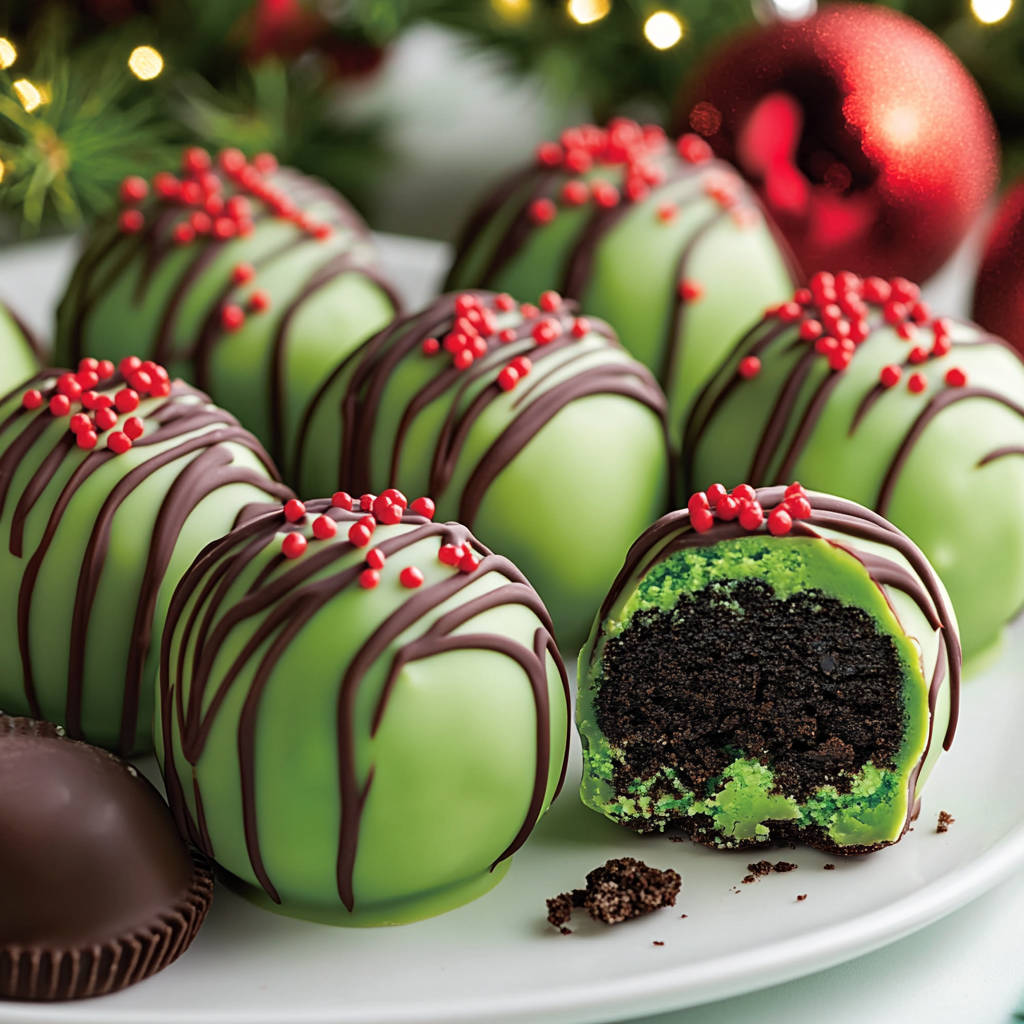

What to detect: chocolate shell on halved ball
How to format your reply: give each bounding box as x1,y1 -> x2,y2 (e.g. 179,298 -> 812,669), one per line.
578,485 -> 959,853
0,357 -> 292,756
0,716 -> 212,1000
294,289 -> 670,649
55,147 -> 399,468
157,494 -> 570,926
446,117 -> 797,440
684,271 -> 1024,667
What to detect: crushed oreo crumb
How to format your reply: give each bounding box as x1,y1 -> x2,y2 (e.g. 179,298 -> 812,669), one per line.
741,874 -> 756,884
748,860 -> 773,877
545,858 -> 681,931
744,859 -> 798,883
936,810 -> 955,834
823,863 -> 835,870
774,861 -> 798,873
680,914 -> 688,918
797,894 -> 807,901
653,941 -> 664,946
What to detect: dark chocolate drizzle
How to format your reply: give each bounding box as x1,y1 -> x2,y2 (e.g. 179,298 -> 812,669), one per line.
1,373 -> 293,755
159,500 -> 570,911
296,291 -> 671,522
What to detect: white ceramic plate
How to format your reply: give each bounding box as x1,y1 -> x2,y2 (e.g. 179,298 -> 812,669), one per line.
1,230 -> 1019,1024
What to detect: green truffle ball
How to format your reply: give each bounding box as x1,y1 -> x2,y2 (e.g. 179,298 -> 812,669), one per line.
294,290 -> 671,649
0,367 -> 292,755
684,271 -> 1024,667
156,498 -> 570,926
578,488 -> 959,853
54,151 -> 398,468
0,301 -> 40,393
446,119 -> 796,443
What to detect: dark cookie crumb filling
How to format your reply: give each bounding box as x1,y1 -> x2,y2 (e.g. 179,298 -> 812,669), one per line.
936,810 -> 955,833
546,857 -> 681,931
596,580 -> 906,822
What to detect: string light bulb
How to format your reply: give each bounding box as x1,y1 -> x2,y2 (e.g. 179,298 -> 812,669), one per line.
13,79 -> 42,113
971,0 -> 1012,22
128,45 -> 164,81
644,11 -> 684,49
0,162 -> 5,185
568,0 -> 611,24
490,0 -> 533,23
0,38 -> 16,70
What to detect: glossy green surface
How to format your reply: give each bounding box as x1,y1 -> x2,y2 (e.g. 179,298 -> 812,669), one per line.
447,158 -> 794,444
578,533 -> 949,849
686,319 -> 1024,665
156,518 -> 569,925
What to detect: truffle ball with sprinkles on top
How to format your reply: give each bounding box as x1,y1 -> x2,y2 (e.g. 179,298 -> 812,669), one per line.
55,146 -> 399,469
0,357 -> 293,756
295,289 -> 671,648
445,117 -> 798,442
156,493 -> 569,926
684,270 -> 1024,665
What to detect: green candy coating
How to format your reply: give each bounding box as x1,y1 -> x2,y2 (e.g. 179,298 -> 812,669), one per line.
0,373 -> 291,755
446,119 -> 795,443
578,490 -> 958,852
685,297 -> 1024,666
294,290 -> 670,650
54,161 -> 397,468
156,500 -> 569,925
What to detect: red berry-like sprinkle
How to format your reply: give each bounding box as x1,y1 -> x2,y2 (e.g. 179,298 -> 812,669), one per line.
106,431 -> 131,455
498,367 -> 520,391
205,195 -> 225,216
282,532 -> 307,559
179,180 -> 203,206
564,148 -> 592,174
799,319 -> 823,341
591,180 -> 620,208
454,349 -> 474,370
495,293 -> 515,312
497,328 -> 517,344
815,336 -> 838,356
283,499 -> 306,522
75,368 -> 97,390
190,211 -> 212,234
532,318 -> 563,345
400,566 -> 424,588
690,507 -> 715,532
529,198 -> 557,224
153,171 -> 180,200
444,332 -> 468,355
828,349 -> 852,372
115,389 -> 140,414
777,302 -> 802,323
221,304 -> 245,331
933,317 -> 952,337
536,141 -> 563,166
172,222 -> 195,245
862,276 -> 891,304
219,148 -> 246,175
470,335 -> 488,359
896,321 -> 917,341
69,413 -> 92,435
679,279 -> 704,302
520,303 -> 539,319
249,289 -> 271,313
119,176 -> 149,204
150,379 -> 171,398
883,301 -> 907,325
410,496 -> 435,519
52,392 -> 77,423
848,320 -> 870,344
129,370 -> 153,393
908,345 -> 928,364
459,550 -> 481,573
349,523 -> 373,547
539,290 -> 561,312
785,481 -> 806,499
945,367 -> 968,387
785,495 -> 812,519
119,209 -> 144,234
233,263 -> 256,285
121,416 -> 143,440
570,317 -> 590,338
78,357 -> 99,374
76,430 -> 98,450
380,488 -> 407,509
732,484 -> 756,502
738,500 -> 764,531
792,287 -> 812,305
768,507 -> 793,536
182,146 -> 212,174
57,374 -> 82,400
360,569 -> 380,589
687,492 -> 709,514
119,356 -> 141,377
890,277 -> 920,304
95,407 -> 118,432
677,133 -> 713,163
910,301 -> 931,324
212,217 -> 237,241
422,337 -> 440,355
253,152 -> 278,174
880,364 -> 902,388
331,491 -> 353,510
707,483 -> 728,506
438,544 -> 463,566
374,497 -> 403,525
561,180 -> 589,205
360,494 -> 376,511
81,391 -> 99,410
738,355 -> 761,379
97,360 -> 115,380
657,202 -> 678,222
22,389 -> 42,410
454,294 -> 478,316
312,515 -> 338,540
932,334 -> 952,357
908,373 -> 928,394
226,196 -> 251,220
716,495 -> 739,521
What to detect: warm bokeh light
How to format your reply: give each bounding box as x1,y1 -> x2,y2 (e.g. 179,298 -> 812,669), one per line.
490,0 -> 532,23
0,162 -> 6,185
971,0 -> 1012,23
568,0 -> 611,25
0,38 -> 17,70
644,11 -> 684,49
882,105 -> 920,147
128,45 -> 164,81
13,79 -> 42,113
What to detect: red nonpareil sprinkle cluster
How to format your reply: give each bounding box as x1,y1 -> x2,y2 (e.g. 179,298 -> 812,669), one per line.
22,356 -> 167,453
757,271 -> 967,395
687,482 -> 811,537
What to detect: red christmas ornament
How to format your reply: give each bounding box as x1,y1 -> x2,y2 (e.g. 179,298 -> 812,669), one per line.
972,177 -> 1024,357
678,3 -> 998,282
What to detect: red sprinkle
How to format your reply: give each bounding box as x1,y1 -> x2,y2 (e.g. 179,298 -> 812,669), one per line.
591,180 -> 620,208
249,289 -> 271,313
785,481 -> 806,499
459,550 -> 481,573
400,566 -> 424,589
219,148 -> 247,175
172,222 -> 195,245
182,146 -> 212,175
687,492 -> 709,513
21,390 -> 42,410
880,364 -> 902,388
381,488 -> 407,508
536,141 -> 563,166
510,355 -> 533,376
190,211 -> 212,235
778,302 -> 802,323
49,394 -> 71,417
497,367 -> 520,391
707,483 -> 728,506
123,416 -> 146,440
677,133 -> 713,163
890,277 -> 920,304
569,318 -> 589,338
738,356 -> 761,379
57,374 -> 82,400
360,569 -> 380,589
232,263 -> 256,284
732,484 -> 756,502
410,496 -> 435,519
312,515 -> 337,540
360,494 -> 376,511
561,180 -> 589,206
69,412 -> 92,435
945,367 -> 968,387
374,499 -> 403,525
716,495 -> 739,521
221,304 -> 245,331
657,203 -> 678,223
97,360 -> 115,380
883,301 -> 908,325
94,407 -> 118,432
106,431 -> 131,455
896,321 -> 917,341
365,547 -> 386,570
539,290 -> 561,312
862,276 -> 891,304
908,373 -> 928,394
520,303 -> 539,319
738,500 -> 764,531
153,172 -> 180,200
76,430 -> 98,450
564,148 -> 592,174
529,198 -> 557,224
422,337 -> 440,356
128,370 -> 152,393
454,349 -> 474,371
828,349 -> 852,372
349,523 -> 373,547
332,491 -> 353,510
768,507 -> 793,536
932,334 -> 952,357
908,345 -> 929,364
120,176 -> 149,204
785,495 -> 812,519
115,389 -> 140,414
532,318 -> 563,345
119,209 -> 144,234
495,293 -> 516,312
284,499 -> 306,522
678,279 -> 704,302
253,152 -> 278,174
690,507 -> 715,532
439,544 -> 463,566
